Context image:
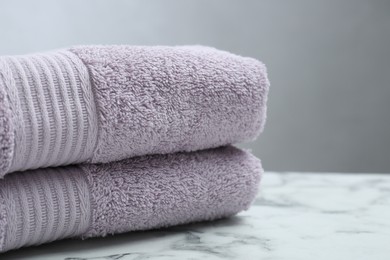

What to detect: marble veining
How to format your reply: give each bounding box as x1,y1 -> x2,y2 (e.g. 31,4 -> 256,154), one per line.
2,172 -> 390,260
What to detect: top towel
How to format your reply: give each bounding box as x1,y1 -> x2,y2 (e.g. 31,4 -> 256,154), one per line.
0,45 -> 269,177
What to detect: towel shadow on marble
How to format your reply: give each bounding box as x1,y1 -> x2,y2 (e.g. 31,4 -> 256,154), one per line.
2,217 -> 247,260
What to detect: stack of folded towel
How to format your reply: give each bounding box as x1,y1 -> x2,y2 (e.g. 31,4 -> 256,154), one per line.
0,45 -> 269,253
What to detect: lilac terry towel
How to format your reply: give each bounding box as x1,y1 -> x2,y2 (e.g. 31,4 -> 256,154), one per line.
0,45 -> 269,177
0,146 -> 262,253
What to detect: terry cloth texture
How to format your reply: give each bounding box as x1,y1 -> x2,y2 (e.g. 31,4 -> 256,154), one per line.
0,45 -> 269,177
0,146 -> 262,253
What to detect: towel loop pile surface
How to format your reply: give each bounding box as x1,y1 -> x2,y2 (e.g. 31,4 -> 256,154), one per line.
0,45 -> 269,253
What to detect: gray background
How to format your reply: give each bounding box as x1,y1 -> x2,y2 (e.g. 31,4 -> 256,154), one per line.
0,0 -> 389,173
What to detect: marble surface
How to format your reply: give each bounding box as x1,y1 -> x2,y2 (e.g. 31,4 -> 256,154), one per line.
2,172 -> 390,260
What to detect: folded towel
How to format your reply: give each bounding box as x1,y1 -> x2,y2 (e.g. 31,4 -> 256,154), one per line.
0,45 -> 269,177
0,146 -> 262,253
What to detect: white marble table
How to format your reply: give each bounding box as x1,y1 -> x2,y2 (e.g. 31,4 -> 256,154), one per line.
2,172 -> 389,260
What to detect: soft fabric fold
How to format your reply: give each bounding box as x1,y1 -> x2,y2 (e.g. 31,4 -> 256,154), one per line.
0,146 -> 262,253
0,45 -> 269,177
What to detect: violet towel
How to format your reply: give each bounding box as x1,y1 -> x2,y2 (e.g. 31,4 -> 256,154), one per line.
0,45 -> 269,177
0,146 -> 262,253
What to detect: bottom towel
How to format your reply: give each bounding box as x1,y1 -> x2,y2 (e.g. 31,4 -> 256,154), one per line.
0,146 -> 262,253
